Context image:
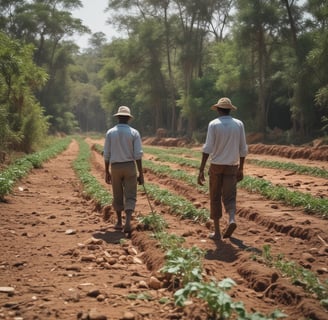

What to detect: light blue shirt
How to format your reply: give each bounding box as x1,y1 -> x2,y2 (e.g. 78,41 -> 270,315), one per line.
103,124 -> 143,164
202,115 -> 248,165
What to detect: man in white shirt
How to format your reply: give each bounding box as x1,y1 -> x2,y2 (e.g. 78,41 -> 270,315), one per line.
198,97 -> 248,240
104,106 -> 144,235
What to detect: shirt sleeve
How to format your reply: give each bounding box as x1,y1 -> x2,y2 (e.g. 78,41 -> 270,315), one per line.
103,131 -> 111,162
202,122 -> 214,154
133,131 -> 143,160
239,122 -> 248,157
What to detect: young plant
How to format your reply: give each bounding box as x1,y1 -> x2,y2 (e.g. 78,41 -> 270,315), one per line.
160,246 -> 204,288
174,278 -> 238,319
261,245 -> 328,307
138,212 -> 168,232
175,278 -> 287,320
154,232 -> 185,251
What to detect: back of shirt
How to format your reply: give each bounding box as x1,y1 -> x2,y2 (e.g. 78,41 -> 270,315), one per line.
103,124 -> 143,164
202,116 -> 248,165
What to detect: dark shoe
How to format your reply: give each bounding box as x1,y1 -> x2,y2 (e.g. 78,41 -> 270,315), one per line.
123,224 -> 132,238
208,233 -> 221,241
223,222 -> 237,238
114,223 -> 123,230
123,224 -> 132,233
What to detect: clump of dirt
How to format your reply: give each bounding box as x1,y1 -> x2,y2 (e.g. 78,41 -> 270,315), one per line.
143,137 -> 191,147
238,260 -> 279,292
249,143 -> 328,161
132,231 -> 165,272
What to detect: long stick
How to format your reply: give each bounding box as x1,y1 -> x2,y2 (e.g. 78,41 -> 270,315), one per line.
143,184 -> 155,214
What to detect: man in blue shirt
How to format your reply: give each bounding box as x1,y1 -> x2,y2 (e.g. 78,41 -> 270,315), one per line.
198,98 -> 248,240
104,106 -> 144,234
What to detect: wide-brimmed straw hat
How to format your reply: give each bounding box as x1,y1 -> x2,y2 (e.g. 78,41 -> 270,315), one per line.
210,97 -> 237,110
113,106 -> 133,118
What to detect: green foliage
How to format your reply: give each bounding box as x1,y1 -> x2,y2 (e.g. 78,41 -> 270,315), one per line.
73,137 -> 112,207
143,159 -> 207,193
247,159 -> 328,179
91,143 -> 288,318
0,32 -> 49,152
174,278 -> 287,320
174,278 -> 237,318
145,145 -> 328,218
138,212 -> 168,232
154,232 -> 185,251
160,246 -> 204,287
53,111 -> 79,134
261,245 -> 328,307
239,176 -> 328,218
141,182 -> 209,222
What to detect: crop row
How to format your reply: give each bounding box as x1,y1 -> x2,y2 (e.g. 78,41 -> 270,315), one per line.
73,137 -> 112,208
140,152 -> 328,310
0,137 -> 71,201
144,146 -> 328,179
93,142 -> 327,217
91,142 -> 327,309
143,147 -> 328,218
138,212 -> 286,320
89,142 -> 287,318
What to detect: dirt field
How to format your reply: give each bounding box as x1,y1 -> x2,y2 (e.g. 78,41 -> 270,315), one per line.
0,137 -> 327,320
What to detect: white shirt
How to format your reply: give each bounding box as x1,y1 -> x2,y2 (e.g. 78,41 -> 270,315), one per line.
103,124 -> 143,164
202,115 -> 248,165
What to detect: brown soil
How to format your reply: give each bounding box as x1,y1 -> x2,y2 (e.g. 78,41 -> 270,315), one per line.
0,138 -> 327,320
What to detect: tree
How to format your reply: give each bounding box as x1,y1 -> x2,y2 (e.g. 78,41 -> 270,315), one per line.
234,0 -> 281,133
0,32 -> 49,152
0,0 -> 90,133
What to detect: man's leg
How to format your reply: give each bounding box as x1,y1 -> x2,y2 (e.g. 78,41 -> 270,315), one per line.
122,163 -> 137,232
222,169 -> 238,238
114,211 -> 123,229
111,164 -> 124,228
124,209 -> 133,232
209,165 -> 224,240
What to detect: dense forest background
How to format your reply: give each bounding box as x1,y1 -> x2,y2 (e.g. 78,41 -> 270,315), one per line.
1,0 -> 327,154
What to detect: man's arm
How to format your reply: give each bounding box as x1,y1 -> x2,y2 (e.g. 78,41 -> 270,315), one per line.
104,160 -> 111,184
237,157 -> 245,182
136,159 -> 144,185
198,152 -> 209,186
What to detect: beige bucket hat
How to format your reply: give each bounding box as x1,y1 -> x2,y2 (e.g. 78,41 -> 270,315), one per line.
114,106 -> 133,118
210,97 -> 237,110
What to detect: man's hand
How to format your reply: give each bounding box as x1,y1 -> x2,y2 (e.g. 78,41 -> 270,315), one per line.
197,170 -> 205,186
105,171 -> 112,184
137,174 -> 144,185
237,169 -> 244,182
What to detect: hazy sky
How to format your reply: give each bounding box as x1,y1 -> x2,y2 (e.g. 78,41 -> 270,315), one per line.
72,0 -> 119,49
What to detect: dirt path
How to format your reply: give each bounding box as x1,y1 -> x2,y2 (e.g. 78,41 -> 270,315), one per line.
0,140 -> 174,320
0,139 -> 327,320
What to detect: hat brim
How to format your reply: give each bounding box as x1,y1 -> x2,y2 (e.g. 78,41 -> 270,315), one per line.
210,103 -> 237,111
113,113 -> 133,118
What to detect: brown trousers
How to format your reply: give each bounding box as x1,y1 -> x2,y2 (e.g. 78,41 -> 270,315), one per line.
111,161 -> 137,212
209,164 -> 238,220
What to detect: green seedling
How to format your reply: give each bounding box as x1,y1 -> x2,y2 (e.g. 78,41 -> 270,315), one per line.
160,246 -> 204,287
